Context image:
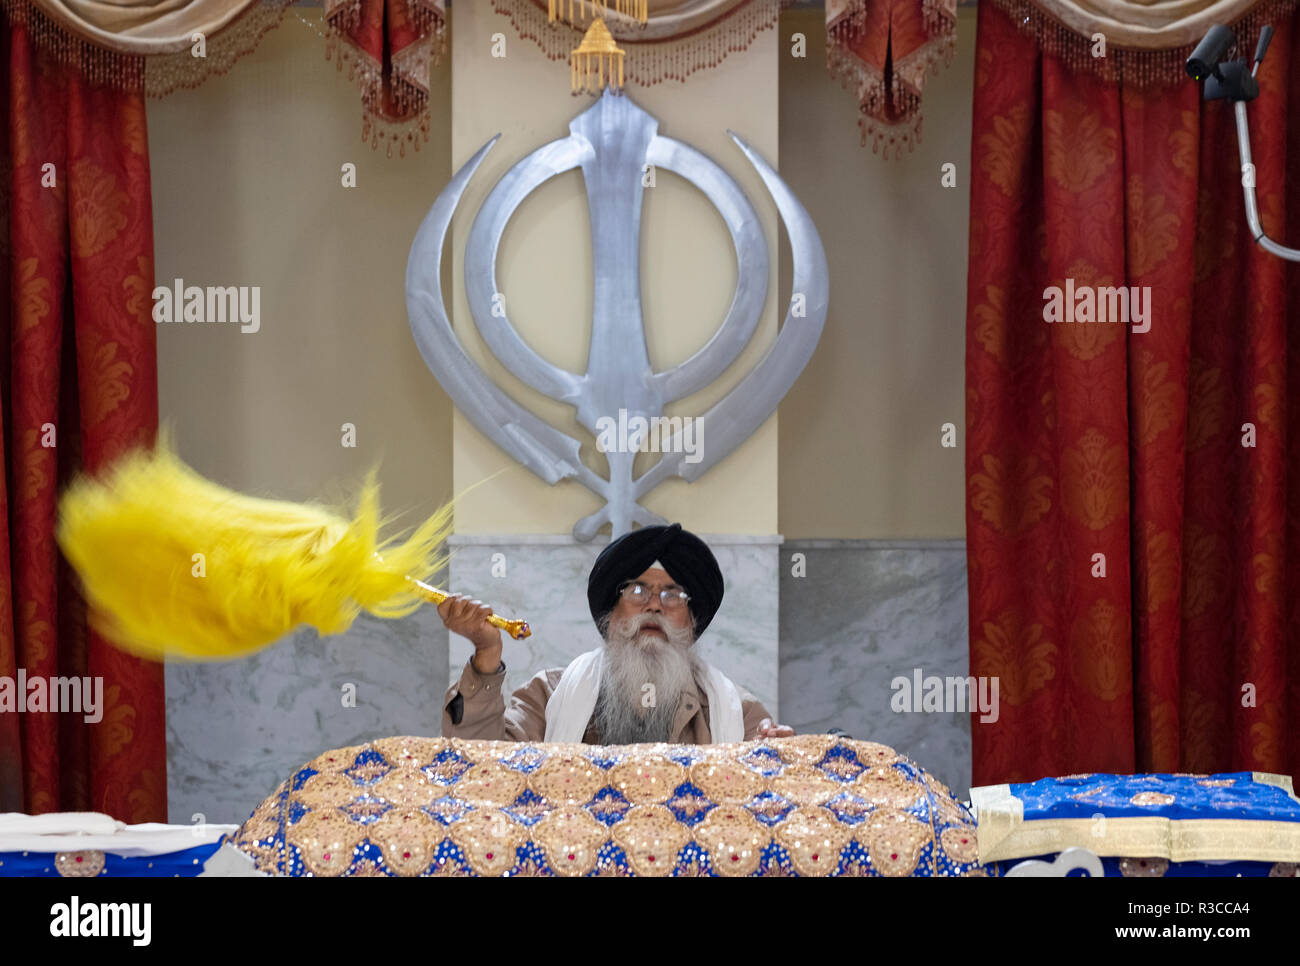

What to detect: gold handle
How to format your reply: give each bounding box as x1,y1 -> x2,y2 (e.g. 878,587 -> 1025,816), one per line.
406,577 -> 532,640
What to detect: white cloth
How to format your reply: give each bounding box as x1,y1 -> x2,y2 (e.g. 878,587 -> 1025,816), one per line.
200,841 -> 269,876
543,647 -> 745,744
0,812 -> 238,856
0,812 -> 120,836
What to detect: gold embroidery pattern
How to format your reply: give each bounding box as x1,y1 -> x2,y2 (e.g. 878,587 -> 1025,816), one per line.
227,736 -> 980,876
861,808 -> 930,877
532,755 -> 605,805
855,765 -> 925,809
694,806 -> 767,877
776,807 -> 850,876
772,764 -> 840,806
940,827 -> 978,864
428,854 -> 473,877
609,756 -> 686,805
611,805 -> 690,876
533,807 -> 606,877
692,759 -> 764,803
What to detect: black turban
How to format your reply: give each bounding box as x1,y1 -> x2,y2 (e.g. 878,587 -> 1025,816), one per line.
587,523 -> 724,637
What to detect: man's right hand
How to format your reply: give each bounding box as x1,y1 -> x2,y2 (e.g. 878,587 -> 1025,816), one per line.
437,593 -> 503,673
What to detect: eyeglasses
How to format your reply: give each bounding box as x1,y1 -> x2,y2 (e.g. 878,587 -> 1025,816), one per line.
617,580 -> 690,611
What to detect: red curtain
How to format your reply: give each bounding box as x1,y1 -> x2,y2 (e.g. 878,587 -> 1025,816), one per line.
966,3 -> 1300,785
0,14 -> 165,818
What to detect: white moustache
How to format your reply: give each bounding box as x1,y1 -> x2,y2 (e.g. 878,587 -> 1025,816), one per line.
612,612 -> 692,650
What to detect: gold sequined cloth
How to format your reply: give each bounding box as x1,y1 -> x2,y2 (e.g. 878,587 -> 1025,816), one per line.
227,734 -> 982,876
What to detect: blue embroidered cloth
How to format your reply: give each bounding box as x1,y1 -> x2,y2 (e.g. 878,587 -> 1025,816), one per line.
1008,773 -> 1300,821
972,771 -> 1300,866
0,841 -> 221,877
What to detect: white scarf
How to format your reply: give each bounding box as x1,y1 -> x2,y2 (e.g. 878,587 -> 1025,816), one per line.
543,647 -> 745,744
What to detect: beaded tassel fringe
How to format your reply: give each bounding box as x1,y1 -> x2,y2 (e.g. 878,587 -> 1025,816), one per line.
988,0 -> 1300,88
0,0 -> 297,97
496,0 -> 796,87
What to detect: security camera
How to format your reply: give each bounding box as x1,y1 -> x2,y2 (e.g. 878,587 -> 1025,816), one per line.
1186,24 -> 1234,82
1188,24 -> 1265,102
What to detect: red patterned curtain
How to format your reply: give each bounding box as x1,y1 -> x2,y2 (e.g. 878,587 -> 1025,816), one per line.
966,2 -> 1300,785
0,13 -> 164,818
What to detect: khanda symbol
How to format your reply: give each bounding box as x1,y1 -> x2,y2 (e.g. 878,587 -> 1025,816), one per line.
406,89 -> 828,541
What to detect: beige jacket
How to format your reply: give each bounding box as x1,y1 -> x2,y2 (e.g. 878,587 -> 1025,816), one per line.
441,657 -> 774,744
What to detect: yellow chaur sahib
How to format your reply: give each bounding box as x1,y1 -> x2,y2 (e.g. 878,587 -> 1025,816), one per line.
55,436 -> 526,662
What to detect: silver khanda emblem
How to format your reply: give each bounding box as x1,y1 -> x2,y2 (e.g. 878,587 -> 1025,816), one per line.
406,89 -> 828,541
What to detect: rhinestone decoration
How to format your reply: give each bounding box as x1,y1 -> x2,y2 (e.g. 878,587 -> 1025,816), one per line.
1119,857 -> 1170,877
54,851 -> 105,877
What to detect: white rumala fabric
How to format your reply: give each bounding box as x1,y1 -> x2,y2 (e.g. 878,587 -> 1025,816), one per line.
200,841 -> 270,876
0,812 -> 120,836
544,647 -> 745,744
0,812 -> 238,856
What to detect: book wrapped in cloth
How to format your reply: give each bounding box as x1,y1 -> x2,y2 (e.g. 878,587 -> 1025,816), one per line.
0,813 -> 237,877
223,734 -> 983,876
972,772 -> 1300,877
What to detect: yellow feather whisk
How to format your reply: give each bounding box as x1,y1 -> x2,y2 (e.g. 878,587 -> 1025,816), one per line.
55,438 -> 529,662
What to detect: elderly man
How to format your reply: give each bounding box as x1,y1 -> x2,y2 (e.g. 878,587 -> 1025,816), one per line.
439,523 -> 794,744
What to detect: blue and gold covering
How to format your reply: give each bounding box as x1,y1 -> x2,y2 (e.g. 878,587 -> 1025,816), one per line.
226,735 -> 982,876
0,843 -> 221,877
972,772 -> 1300,865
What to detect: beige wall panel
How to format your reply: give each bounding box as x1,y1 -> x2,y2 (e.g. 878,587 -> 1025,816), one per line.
777,7 -> 973,539
149,12 -> 454,524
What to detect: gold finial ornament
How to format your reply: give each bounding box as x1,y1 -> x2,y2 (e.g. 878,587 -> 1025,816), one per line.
570,18 -> 625,95
549,0 -> 648,27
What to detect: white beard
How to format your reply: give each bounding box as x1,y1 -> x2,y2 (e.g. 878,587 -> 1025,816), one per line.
593,610 -> 698,745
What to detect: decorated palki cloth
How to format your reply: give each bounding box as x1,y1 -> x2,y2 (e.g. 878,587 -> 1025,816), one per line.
973,773 -> 1300,877
223,734 -> 982,876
